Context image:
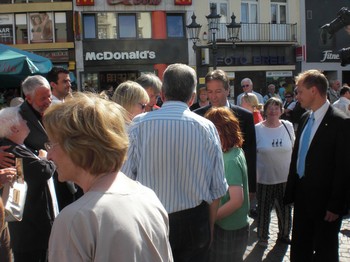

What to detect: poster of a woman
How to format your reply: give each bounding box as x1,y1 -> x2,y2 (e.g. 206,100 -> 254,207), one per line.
30,12 -> 53,43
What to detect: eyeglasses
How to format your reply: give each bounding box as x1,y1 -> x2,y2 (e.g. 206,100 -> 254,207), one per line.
241,84 -> 250,88
285,96 -> 292,98
138,103 -> 147,110
44,142 -> 59,151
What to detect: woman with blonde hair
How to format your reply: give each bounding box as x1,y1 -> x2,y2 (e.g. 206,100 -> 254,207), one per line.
44,93 -> 173,261
205,107 -> 249,262
111,81 -> 149,121
241,92 -> 263,124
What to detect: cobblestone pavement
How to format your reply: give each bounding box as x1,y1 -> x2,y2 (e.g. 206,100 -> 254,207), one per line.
243,209 -> 350,262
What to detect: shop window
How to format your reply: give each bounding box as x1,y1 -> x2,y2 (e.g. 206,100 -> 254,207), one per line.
0,14 -> 14,44
83,14 -> 96,39
15,13 -> 27,44
55,12 -> 67,42
166,14 -> 185,38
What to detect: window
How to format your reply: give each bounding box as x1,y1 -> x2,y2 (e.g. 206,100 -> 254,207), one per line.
210,1 -> 228,23
0,14 -> 14,44
167,14 -> 184,38
55,12 -> 67,42
83,12 -> 152,39
271,0 -> 287,24
241,0 -> 258,23
83,14 -> 96,39
15,13 -> 27,44
118,14 -> 136,38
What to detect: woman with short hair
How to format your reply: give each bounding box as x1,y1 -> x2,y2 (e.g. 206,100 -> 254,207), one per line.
111,81 -> 149,122
44,92 -> 173,262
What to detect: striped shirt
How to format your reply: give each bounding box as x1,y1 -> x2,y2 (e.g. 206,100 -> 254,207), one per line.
122,101 -> 228,214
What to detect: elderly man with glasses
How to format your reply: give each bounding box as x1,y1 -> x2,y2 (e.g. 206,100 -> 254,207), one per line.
236,78 -> 264,106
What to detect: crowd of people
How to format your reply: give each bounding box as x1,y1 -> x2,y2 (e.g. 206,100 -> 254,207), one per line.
0,64 -> 349,262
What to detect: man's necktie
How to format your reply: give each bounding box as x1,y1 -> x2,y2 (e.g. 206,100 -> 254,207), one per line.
297,113 -> 314,178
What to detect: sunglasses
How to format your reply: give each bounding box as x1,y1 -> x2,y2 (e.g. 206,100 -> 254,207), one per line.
241,84 -> 250,88
139,103 -> 147,110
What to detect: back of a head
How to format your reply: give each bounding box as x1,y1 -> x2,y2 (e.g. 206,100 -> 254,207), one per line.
162,63 -> 197,102
242,92 -> 262,110
204,107 -> 243,151
43,92 -> 129,175
0,106 -> 21,138
136,73 -> 162,94
340,86 -> 350,96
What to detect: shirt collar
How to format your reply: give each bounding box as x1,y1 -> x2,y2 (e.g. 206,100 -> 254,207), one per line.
312,100 -> 329,121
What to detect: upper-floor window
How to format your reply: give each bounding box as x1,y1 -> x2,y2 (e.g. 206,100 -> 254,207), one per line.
241,0 -> 258,23
209,1 -> 228,23
83,12 -> 152,40
0,12 -> 67,44
167,14 -> 185,38
271,0 -> 287,24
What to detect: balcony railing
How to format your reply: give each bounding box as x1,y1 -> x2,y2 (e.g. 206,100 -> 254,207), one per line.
208,22 -> 297,43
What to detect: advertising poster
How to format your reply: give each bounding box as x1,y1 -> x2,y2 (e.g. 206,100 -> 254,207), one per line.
30,12 -> 53,43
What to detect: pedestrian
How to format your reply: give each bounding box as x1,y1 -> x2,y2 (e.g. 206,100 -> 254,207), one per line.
45,93 -> 173,261
205,107 -> 250,262
284,69 -> 349,262
236,78 -> 264,106
256,97 -> 295,247
194,70 -> 257,203
122,63 -> 228,261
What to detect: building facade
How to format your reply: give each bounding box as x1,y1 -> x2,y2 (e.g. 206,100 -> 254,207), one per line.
74,0 -> 192,91
299,0 -> 350,85
188,0 -> 300,102
0,0 -> 75,86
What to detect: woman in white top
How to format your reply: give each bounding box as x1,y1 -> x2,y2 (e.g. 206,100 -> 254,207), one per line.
255,97 -> 295,248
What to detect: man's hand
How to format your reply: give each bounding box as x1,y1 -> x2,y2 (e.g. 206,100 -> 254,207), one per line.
0,146 -> 15,168
324,210 -> 339,222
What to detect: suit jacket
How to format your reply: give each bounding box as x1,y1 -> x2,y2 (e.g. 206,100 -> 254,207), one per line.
194,103 -> 257,193
3,139 -> 55,252
20,100 -> 47,152
284,106 -> 349,218
19,100 -> 80,210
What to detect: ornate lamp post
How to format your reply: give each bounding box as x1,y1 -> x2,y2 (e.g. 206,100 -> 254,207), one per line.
186,4 -> 241,69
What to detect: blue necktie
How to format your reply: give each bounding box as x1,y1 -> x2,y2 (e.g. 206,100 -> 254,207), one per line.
297,113 -> 314,178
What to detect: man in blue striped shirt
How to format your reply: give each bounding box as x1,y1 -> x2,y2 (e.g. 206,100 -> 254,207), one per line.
122,63 -> 228,262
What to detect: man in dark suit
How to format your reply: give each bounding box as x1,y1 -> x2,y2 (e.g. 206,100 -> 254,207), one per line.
20,75 -> 78,211
284,69 -> 349,262
194,69 -> 257,195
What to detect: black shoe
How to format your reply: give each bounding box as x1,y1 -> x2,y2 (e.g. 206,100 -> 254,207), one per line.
249,208 -> 258,218
276,237 -> 291,245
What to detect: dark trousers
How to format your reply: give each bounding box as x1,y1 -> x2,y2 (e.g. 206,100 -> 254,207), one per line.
13,250 -> 47,262
209,224 -> 249,262
291,206 -> 342,262
169,202 -> 210,262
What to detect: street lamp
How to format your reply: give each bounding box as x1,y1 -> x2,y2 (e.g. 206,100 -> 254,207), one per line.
186,4 -> 241,69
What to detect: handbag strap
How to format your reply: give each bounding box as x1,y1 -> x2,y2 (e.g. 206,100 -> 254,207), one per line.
281,120 -> 292,142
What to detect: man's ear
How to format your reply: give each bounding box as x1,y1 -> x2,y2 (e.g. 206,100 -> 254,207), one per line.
26,94 -> 33,105
187,92 -> 196,107
160,91 -> 166,102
